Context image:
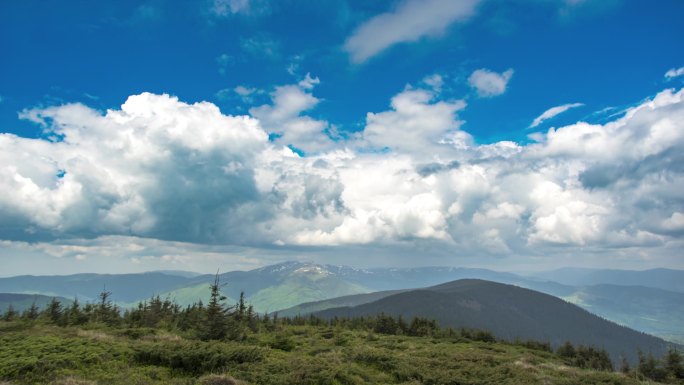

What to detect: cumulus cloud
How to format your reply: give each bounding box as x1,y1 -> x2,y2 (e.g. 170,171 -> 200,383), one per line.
530,102 -> 584,128
1,83 -> 683,269
362,86 -> 470,157
249,76 -> 336,154
468,68 -> 514,97
344,0 -> 481,63
3,93 -> 268,243
665,67 -> 684,80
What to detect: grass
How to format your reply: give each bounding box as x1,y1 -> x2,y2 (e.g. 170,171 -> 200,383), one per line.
0,321 -> 659,385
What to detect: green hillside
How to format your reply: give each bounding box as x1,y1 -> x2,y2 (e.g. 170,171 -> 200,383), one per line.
160,265 -> 369,313
0,321 -> 665,385
277,289 -> 408,317
0,293 -> 70,314
315,279 -> 677,365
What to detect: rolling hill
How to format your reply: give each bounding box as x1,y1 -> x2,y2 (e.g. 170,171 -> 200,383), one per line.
314,279 -> 676,364
0,272 -> 195,303
0,293 -> 70,314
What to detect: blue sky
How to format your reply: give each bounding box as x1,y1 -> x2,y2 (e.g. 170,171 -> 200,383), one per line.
1,0 -> 683,275
2,0 -> 682,142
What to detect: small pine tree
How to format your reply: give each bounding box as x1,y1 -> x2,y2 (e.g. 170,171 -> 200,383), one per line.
557,341 -> 576,359
200,272 -> 230,340
96,287 -> 119,326
246,305 -> 258,332
664,348 -> 684,379
2,304 -> 18,321
237,292 -> 246,322
65,298 -> 87,325
43,298 -> 63,325
23,302 -> 40,320
619,355 -> 631,374
638,351 -> 667,382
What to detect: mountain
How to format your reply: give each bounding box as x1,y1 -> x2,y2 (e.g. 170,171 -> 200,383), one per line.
277,289 -> 409,317
0,272 -> 195,303
1,261 -> 681,344
0,293 -> 70,314
148,270 -> 204,278
563,284 -> 684,344
160,262 -> 369,312
314,279 -> 676,364
532,267 -> 684,293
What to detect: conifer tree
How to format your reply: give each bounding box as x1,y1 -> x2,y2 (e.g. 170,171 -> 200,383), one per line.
200,272 -> 230,340
664,348 -> 684,379
43,297 -> 63,325
619,355 -> 631,374
23,302 -> 40,320
557,341 -> 576,358
2,304 -> 17,321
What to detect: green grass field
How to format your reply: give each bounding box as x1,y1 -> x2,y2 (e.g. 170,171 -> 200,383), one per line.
0,321 -> 657,385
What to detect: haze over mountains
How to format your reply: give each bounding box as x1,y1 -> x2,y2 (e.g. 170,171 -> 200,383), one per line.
1,261 -> 682,346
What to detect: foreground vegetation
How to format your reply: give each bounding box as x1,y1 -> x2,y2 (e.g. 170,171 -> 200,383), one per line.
1,277 -> 682,385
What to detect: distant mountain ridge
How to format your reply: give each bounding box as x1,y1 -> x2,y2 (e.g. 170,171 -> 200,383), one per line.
0,261 -> 682,344
314,279 -> 677,364
0,293 -> 70,314
532,267 -> 684,293
0,272 -> 196,303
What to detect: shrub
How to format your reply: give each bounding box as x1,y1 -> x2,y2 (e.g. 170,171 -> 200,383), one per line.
270,334 -> 296,351
133,341 -> 264,374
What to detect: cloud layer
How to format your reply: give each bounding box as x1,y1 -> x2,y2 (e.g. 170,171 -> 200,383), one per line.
1,83 -> 683,269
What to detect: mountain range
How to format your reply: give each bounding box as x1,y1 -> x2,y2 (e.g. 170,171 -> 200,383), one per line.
0,261 -> 682,344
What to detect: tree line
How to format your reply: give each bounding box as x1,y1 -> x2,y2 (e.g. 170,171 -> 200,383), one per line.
2,274 -> 683,383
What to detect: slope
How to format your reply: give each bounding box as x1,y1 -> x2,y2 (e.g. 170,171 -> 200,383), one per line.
0,293 -> 70,314
0,272 -> 195,303
315,279 -> 676,364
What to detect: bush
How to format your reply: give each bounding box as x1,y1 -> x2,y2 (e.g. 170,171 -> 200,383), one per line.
133,341 -> 264,374
270,334 -> 296,351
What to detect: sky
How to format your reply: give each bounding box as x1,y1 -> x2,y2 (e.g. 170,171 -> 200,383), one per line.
1,0 -> 683,276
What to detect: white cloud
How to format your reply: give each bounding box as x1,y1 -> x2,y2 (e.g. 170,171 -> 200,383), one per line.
665,67 -> 684,80
344,0 -> 481,63
240,35 -> 279,58
4,93 -> 268,243
530,102 -> 584,128
216,53 -> 234,75
1,85 -> 684,270
249,76 -> 336,154
211,0 -> 250,16
298,73 -> 320,90
422,74 -> 444,92
468,68 -> 514,97
235,85 -> 256,97
362,86 -> 469,157
662,212 -> 684,232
